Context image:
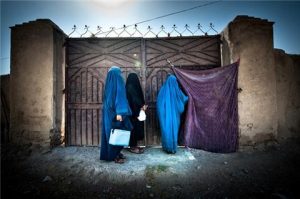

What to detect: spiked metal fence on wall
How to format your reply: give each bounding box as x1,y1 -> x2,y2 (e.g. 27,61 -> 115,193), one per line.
67,23 -> 218,38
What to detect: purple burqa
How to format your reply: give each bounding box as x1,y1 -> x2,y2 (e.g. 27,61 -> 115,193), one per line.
173,61 -> 239,153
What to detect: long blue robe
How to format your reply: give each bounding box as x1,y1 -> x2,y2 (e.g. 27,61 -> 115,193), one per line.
157,75 -> 188,153
100,66 -> 132,161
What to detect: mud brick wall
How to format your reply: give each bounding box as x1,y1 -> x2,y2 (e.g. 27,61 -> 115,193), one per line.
221,16 -> 278,145
274,49 -> 300,139
1,74 -> 10,143
10,19 -> 66,148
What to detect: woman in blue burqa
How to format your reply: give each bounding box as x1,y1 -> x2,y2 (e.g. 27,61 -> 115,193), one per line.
157,74 -> 188,153
126,73 -> 148,154
100,66 -> 133,164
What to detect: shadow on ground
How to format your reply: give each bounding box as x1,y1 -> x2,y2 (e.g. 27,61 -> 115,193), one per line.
1,137 -> 300,199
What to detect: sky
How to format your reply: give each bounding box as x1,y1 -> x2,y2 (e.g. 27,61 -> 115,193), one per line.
1,0 -> 300,75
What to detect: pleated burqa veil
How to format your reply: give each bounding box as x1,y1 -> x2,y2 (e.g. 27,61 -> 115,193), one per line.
157,75 -> 188,153
100,66 -> 132,161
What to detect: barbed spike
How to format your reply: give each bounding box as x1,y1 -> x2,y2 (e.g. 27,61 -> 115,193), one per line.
170,24 -> 181,37
131,24 -> 143,37
182,24 -> 193,36
144,25 -> 156,37
68,25 -> 77,37
80,25 -> 90,37
118,24 -> 131,37
209,22 -> 218,34
194,23 -> 206,35
157,25 -> 168,37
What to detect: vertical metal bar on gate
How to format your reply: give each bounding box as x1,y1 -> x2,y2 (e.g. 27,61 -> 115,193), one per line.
141,38 -> 147,146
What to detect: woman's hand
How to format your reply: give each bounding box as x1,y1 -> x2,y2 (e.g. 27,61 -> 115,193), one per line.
116,115 -> 123,121
142,105 -> 148,111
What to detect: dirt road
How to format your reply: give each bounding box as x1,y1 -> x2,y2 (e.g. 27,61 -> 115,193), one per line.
2,137 -> 300,198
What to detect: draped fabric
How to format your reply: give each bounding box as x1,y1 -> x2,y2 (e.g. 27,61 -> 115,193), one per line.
100,66 -> 133,161
173,62 -> 239,153
157,75 -> 188,153
126,73 -> 145,146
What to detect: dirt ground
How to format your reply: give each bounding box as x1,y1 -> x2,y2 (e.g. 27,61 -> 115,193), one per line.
1,136 -> 300,199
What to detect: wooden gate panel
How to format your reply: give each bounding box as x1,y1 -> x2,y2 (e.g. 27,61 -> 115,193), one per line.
144,36 -> 221,146
145,36 -> 220,67
66,36 -> 220,146
66,67 -> 105,146
66,38 -> 142,146
67,39 -> 142,68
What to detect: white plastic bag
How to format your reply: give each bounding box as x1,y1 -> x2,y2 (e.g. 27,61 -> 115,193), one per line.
137,109 -> 146,121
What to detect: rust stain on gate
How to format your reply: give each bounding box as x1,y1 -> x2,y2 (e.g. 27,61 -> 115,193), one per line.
66,36 -> 221,146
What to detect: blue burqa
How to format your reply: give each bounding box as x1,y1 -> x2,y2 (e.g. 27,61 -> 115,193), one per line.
100,66 -> 132,161
157,75 -> 188,153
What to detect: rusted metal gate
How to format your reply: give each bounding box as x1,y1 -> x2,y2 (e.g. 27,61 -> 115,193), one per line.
66,35 -> 221,146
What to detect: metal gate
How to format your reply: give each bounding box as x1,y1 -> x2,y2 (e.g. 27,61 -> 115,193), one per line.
66,35 -> 221,146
